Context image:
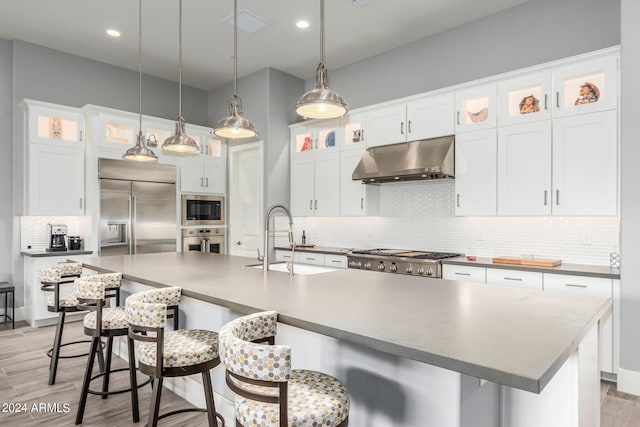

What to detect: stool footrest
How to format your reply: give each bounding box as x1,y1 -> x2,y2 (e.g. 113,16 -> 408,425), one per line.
46,339 -> 104,359
87,368 -> 152,397
156,408 -> 225,426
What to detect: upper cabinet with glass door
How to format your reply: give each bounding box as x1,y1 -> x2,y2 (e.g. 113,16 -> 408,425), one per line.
498,71 -> 552,126
341,112 -> 366,151
98,110 -> 138,149
23,100 -> 84,146
291,119 -> 340,157
454,84 -> 497,132
552,56 -> 617,118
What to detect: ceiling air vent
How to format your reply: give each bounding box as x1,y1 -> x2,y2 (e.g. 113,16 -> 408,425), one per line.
223,9 -> 269,34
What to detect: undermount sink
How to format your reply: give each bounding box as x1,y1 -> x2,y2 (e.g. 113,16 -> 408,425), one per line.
247,263 -> 337,275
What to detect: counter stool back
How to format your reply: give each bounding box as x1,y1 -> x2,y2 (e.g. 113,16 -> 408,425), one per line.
126,287 -> 224,427
219,311 -> 350,427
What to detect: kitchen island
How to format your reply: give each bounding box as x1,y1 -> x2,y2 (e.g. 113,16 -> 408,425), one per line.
77,252 -> 610,427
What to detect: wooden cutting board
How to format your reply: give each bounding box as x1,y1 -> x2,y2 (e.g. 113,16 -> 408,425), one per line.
492,256 -> 561,267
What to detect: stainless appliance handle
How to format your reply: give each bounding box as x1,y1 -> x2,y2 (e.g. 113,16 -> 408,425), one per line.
201,238 -> 209,253
132,196 -> 137,254
128,197 -> 133,254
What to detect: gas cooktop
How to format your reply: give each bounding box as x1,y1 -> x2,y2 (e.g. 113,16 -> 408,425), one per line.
347,249 -> 463,278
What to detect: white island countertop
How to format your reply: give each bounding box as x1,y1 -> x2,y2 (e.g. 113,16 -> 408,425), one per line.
77,252 -> 610,394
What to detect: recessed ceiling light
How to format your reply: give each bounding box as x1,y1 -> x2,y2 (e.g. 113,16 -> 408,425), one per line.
296,20 -> 310,29
106,29 -> 121,38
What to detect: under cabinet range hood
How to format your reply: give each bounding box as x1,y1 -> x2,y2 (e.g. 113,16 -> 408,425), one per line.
352,136 -> 455,183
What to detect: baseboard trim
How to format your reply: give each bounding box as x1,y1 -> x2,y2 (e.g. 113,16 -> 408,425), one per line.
617,368 -> 640,396
0,306 -> 26,323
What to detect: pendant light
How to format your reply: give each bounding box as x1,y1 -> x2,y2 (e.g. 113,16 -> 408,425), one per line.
213,0 -> 258,139
295,0 -> 348,119
123,0 -> 158,162
163,0 -> 199,153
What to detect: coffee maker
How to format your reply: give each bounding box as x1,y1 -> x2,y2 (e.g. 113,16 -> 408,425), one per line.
48,224 -> 67,252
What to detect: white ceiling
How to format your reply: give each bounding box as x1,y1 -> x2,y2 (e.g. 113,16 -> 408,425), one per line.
0,0 -> 528,91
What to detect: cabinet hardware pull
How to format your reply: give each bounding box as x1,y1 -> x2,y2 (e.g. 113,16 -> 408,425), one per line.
236,241 -> 241,245
306,257 -> 316,261
456,111 -> 460,125
201,177 -> 204,187
79,198 -> 83,209
544,94 -> 548,111
455,272 -> 471,276
79,130 -> 83,141
361,197 -> 364,209
565,283 -> 587,288
556,190 -> 560,205
315,138 -> 318,149
206,178 -> 209,187
315,200 -> 318,210
504,277 -> 523,281
556,92 -> 560,108
309,200 -> 313,210
544,190 -> 548,206
400,122 -> 404,134
361,129 -> 365,141
408,120 -> 412,133
456,194 -> 460,208
331,260 -> 342,263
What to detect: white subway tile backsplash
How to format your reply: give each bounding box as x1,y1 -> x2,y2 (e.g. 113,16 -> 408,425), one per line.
20,216 -> 92,251
276,180 -> 619,266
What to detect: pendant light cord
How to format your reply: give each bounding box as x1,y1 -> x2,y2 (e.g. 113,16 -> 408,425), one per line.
233,0 -> 238,96
138,0 -> 143,131
320,0 -> 324,65
178,0 -> 183,118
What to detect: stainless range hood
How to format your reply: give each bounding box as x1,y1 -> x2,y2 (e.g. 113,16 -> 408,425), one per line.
352,135 -> 455,183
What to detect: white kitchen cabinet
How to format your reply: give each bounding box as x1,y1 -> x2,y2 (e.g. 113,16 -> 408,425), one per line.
275,250 -> 347,268
21,100 -> 85,216
341,112 -> 367,151
180,156 -> 225,195
498,72 -> 552,126
486,268 -> 543,290
497,121 -> 552,215
291,120 -> 340,157
290,143 -> 340,217
297,252 -> 326,266
552,110 -> 617,215
366,94 -> 455,148
455,128 -> 497,216
544,273 -> 613,373
442,265 -> 486,283
339,148 -> 379,216
324,254 -> 348,268
455,84 -> 497,132
552,56 -> 618,118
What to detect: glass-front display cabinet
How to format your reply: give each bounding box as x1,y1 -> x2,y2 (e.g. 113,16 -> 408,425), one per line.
25,101 -> 84,145
291,119 -> 340,157
454,84 -> 497,132
341,112 -> 366,150
498,72 -> 552,125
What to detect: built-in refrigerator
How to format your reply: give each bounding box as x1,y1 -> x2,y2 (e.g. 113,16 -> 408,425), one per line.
99,158 -> 177,256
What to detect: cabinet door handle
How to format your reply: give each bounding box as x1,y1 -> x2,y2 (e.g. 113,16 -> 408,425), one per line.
361,197 -> 364,209
361,129 -> 365,141
400,122 -> 404,135
456,111 -> 461,125
305,257 -> 316,261
236,241 -> 242,245
206,178 -> 209,187
331,260 -> 342,264
565,283 -> 587,289
556,190 -> 560,205
456,194 -> 460,208
201,177 -> 204,187
79,198 -> 83,209
315,138 -> 318,149
79,130 -> 83,141
309,200 -> 313,210
556,92 -> 560,108
455,272 -> 471,276
408,120 -> 412,133
544,190 -> 548,206
544,94 -> 548,111
314,200 -> 318,210
504,277 -> 523,282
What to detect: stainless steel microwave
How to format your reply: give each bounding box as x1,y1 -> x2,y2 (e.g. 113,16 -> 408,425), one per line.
181,195 -> 225,226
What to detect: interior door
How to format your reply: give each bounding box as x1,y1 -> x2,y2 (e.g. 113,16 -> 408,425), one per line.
132,181 -> 177,254
99,179 -> 132,256
230,143 -> 263,257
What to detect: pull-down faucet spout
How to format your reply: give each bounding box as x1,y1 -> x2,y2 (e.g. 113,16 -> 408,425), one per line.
263,204 -> 295,274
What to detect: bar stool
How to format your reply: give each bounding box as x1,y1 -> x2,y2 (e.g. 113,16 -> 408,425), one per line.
125,287 -> 225,427
75,275 -> 151,425
0,282 -> 15,329
219,311 -> 350,427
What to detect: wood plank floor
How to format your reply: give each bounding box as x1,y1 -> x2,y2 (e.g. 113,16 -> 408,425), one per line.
0,321 -> 217,426
2,321 -> 640,426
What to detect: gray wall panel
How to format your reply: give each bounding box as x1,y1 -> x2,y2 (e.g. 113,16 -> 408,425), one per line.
0,39 -> 12,284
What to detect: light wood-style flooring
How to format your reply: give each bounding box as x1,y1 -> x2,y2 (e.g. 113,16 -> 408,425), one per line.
2,321 -> 640,426
0,321 -> 215,426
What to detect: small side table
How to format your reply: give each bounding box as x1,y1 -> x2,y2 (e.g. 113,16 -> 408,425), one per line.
0,282 -> 15,329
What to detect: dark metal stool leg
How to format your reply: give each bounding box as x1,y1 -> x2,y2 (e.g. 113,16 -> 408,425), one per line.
49,311 -> 66,385
127,337 -> 140,423
101,337 -> 114,399
10,291 -> 13,330
97,339 -> 105,373
75,337 -> 99,425
148,377 -> 163,427
202,370 -> 217,427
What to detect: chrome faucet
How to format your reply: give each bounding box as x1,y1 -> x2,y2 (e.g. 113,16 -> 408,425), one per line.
262,204 -> 295,274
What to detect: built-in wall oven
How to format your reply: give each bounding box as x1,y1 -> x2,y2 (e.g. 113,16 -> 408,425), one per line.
181,195 -> 224,226
182,228 -> 226,254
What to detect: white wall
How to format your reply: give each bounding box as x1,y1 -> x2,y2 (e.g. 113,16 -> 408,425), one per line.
0,39 -> 12,282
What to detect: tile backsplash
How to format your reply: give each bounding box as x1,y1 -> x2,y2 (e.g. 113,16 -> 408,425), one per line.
20,216 -> 92,251
276,180 -> 619,266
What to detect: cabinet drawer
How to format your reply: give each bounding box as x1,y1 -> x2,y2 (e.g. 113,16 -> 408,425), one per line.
486,268 -> 542,290
442,265 -> 486,284
275,250 -> 295,262
298,253 -> 325,266
543,274 -> 612,298
325,254 -> 347,269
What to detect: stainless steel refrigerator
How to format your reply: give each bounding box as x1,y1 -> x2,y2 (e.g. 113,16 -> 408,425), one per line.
99,158 -> 177,256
